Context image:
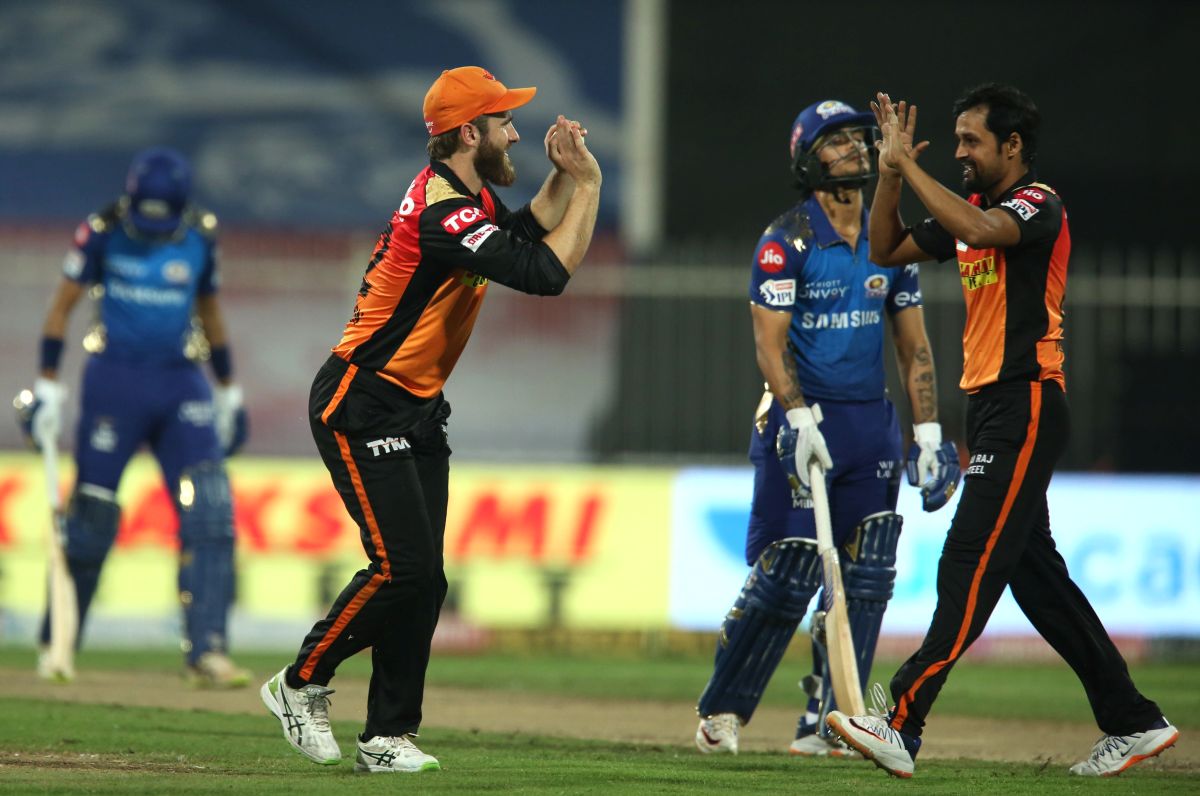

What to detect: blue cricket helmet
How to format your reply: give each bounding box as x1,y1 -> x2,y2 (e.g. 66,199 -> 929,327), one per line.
124,147 -> 191,235
789,100 -> 877,193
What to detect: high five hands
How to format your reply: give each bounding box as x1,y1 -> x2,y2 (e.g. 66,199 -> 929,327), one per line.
870,92 -> 930,175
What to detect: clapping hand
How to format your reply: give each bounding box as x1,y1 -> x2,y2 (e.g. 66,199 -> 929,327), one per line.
545,115 -> 601,186
870,92 -> 929,175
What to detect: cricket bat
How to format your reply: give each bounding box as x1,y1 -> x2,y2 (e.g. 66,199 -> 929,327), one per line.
42,442 -> 77,682
807,405 -> 865,716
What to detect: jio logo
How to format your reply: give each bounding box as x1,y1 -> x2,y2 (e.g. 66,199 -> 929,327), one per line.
758,242 -> 786,274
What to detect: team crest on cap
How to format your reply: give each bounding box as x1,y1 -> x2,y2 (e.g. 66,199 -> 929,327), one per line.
816,100 -> 855,119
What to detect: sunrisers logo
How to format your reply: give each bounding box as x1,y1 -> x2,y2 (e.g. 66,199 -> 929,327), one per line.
960,256 -> 997,290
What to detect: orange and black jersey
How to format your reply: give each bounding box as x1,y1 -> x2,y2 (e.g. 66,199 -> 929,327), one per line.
332,160 -> 568,399
910,173 -> 1069,393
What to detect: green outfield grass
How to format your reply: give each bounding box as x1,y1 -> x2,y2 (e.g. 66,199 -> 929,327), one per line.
3,646 -> 1196,727
0,698 -> 1192,795
1,646 -> 1196,793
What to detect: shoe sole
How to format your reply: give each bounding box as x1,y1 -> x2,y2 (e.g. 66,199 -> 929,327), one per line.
788,745 -> 862,759
354,760 -> 441,773
1102,729 -> 1180,777
38,671 -> 73,684
260,679 -> 340,766
826,713 -> 913,779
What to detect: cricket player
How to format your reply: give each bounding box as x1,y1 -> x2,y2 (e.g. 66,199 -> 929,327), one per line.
259,66 -> 602,773
19,147 -> 250,687
694,100 -> 959,756
827,85 -> 1178,778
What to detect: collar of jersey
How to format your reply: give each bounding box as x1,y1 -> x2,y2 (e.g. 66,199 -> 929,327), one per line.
429,159 -> 482,199
974,167 -> 1040,209
804,194 -> 869,250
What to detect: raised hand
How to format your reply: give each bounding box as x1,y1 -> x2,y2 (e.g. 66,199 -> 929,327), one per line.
870,92 -> 929,175
546,114 -> 601,187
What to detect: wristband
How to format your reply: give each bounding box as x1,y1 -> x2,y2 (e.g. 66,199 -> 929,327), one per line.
210,346 -> 233,381
40,337 -> 64,373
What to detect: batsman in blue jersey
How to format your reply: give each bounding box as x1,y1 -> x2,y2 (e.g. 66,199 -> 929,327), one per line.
19,148 -> 251,687
695,101 -> 961,755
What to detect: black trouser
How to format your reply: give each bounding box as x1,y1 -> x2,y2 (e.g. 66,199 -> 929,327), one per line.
289,358 -> 450,738
889,380 -> 1161,738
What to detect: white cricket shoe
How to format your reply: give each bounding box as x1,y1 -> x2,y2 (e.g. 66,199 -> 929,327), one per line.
789,730 -> 862,758
1069,718 -> 1179,776
354,735 -> 441,773
186,651 -> 251,689
36,645 -> 74,683
827,710 -> 919,778
260,667 -> 342,765
695,713 -> 740,754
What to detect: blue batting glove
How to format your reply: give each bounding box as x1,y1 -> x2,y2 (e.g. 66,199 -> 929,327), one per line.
213,384 -> 249,457
776,425 -> 808,499
906,438 -> 961,512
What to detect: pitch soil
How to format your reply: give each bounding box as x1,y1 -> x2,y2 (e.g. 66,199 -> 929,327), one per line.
1,667 -> 1194,770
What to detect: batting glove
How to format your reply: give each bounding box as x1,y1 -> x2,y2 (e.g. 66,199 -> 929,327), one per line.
776,405 -> 833,498
18,378 -> 68,452
212,384 -> 248,457
909,422 -> 943,483
906,424 -> 961,512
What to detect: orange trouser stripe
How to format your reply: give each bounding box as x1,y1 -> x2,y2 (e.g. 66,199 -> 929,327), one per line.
298,572 -> 385,681
320,363 -> 358,425
891,383 -> 1043,729
334,431 -> 390,579
297,430 -> 393,681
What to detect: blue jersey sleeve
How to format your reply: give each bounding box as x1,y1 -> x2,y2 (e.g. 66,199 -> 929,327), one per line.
186,208 -> 222,296
748,229 -> 805,311
886,262 -> 923,315
63,216 -> 110,284
197,242 -> 219,296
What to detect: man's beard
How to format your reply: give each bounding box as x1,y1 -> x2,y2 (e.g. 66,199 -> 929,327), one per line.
961,158 -> 997,193
961,164 -> 983,192
477,137 -> 516,186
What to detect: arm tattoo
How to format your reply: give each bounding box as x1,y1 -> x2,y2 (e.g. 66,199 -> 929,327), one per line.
780,351 -> 806,409
910,345 -> 937,423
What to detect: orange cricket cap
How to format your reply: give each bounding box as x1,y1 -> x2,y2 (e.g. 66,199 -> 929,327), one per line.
423,66 -> 537,136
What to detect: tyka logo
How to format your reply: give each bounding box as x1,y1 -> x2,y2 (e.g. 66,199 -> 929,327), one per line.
366,437 -> 411,456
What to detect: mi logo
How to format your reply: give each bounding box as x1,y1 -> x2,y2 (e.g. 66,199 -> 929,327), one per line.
366,436 -> 410,456
959,255 -> 997,290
